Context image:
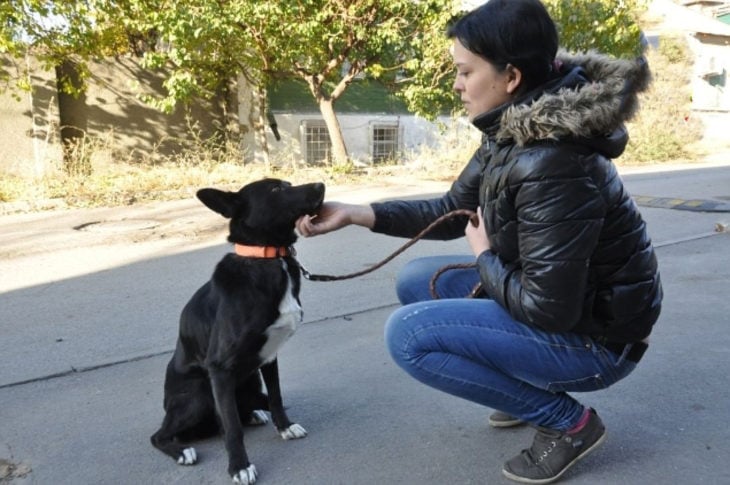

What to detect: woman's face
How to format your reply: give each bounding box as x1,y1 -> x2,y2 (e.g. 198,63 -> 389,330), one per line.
451,39 -> 518,121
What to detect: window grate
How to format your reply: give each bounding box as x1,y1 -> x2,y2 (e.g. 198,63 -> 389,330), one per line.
371,124 -> 400,163
302,120 -> 331,164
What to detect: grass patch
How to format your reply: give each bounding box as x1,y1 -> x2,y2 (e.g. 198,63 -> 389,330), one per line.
0,117 -> 479,210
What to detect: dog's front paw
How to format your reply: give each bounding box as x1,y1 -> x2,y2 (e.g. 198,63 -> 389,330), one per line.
248,410 -> 269,425
279,423 -> 307,440
177,447 -> 197,465
232,464 -> 257,484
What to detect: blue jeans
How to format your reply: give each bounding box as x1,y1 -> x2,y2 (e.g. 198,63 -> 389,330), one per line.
385,256 -> 638,431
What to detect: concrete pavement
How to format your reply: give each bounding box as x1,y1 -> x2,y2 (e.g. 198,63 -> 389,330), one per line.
1,162 -> 729,484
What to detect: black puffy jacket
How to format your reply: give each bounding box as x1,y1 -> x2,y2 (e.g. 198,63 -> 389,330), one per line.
371,51 -> 661,342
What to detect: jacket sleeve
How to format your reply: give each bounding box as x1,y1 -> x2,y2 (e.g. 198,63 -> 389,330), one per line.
478,148 -> 606,332
370,146 -> 484,240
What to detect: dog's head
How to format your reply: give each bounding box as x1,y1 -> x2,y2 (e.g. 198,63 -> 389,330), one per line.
196,179 -> 325,247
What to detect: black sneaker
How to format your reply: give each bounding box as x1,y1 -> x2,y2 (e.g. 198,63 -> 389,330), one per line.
489,410 -> 525,428
502,408 -> 606,484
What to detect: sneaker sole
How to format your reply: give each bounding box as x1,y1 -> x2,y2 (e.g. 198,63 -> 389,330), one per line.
501,431 -> 607,484
488,417 -> 526,428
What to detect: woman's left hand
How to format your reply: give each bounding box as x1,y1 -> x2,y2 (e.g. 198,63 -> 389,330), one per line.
465,208 -> 491,256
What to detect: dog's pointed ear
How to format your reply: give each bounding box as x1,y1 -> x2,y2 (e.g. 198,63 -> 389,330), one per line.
196,188 -> 240,218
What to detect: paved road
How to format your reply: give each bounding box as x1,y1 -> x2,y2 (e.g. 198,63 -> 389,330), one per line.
1,162 -> 729,484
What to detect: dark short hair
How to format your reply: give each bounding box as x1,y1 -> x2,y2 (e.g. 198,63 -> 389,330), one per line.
447,0 -> 559,94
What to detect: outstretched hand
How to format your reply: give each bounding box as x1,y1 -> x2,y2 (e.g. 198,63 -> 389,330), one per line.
296,202 -> 375,237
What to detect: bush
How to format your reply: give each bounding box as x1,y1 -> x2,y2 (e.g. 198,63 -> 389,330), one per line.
623,35 -> 703,163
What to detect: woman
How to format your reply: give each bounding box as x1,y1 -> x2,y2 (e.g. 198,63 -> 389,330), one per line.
297,0 -> 661,483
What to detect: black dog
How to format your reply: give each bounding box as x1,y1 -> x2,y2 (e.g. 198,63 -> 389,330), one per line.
151,178 -> 325,484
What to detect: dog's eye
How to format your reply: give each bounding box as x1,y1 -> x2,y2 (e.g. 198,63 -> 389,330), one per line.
271,186 -> 282,192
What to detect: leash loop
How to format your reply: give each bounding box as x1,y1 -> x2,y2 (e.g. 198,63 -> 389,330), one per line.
300,209 -> 483,299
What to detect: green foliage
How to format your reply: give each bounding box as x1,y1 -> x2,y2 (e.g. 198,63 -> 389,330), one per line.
544,0 -> 647,58
0,0 -> 677,170
1,3 -> 22,56
394,0 -> 461,120
1,0 -> 131,94
1,0 -> 649,106
122,0 -> 260,110
624,36 -> 703,163
120,1 -> 458,109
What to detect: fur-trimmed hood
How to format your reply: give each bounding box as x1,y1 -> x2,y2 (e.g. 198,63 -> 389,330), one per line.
473,50 -> 652,155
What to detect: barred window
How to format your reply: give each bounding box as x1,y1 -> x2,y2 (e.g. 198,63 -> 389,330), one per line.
301,120 -> 331,164
371,123 -> 400,163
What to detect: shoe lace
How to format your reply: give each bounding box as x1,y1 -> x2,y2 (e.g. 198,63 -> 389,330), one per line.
528,429 -> 564,464
536,440 -> 557,463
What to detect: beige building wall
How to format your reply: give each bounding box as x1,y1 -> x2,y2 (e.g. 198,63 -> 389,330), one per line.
0,56 -> 61,178
0,55 -> 223,178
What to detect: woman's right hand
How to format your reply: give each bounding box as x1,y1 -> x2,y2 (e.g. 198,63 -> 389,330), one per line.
296,202 -> 375,237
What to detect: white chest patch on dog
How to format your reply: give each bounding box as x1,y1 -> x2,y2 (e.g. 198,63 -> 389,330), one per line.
259,261 -> 302,364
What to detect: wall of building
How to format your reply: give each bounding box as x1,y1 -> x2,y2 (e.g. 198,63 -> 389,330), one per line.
689,32 -> 730,111
266,111 -> 476,166
0,55 -> 220,178
0,57 -> 60,178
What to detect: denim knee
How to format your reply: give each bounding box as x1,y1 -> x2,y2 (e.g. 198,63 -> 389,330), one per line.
384,305 -> 416,369
396,256 -> 478,304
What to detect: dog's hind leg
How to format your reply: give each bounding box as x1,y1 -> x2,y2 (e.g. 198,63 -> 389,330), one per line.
260,359 -> 307,440
150,411 -> 199,466
151,385 -> 215,465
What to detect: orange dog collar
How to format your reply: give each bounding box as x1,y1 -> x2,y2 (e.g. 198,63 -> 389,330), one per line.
234,244 -> 291,258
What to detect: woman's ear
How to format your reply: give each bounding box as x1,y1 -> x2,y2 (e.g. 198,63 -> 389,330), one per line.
504,64 -> 523,95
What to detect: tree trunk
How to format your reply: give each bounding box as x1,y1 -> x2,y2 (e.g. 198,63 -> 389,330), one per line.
318,98 -> 348,165
55,59 -> 89,175
237,78 -> 269,167
26,53 -> 48,179
253,85 -> 270,170
213,73 -> 240,147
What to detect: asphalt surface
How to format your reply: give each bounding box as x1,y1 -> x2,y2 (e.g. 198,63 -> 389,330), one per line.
1,161 -> 729,484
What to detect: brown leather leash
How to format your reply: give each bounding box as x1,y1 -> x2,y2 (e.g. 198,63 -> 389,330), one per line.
299,209 -> 483,299
427,262 -> 483,299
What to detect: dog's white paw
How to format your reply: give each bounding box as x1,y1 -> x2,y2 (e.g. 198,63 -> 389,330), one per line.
248,410 -> 269,425
280,423 -> 307,440
232,464 -> 257,484
177,447 -> 197,465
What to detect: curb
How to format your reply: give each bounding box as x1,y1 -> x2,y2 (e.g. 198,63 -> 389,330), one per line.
633,195 -> 730,212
